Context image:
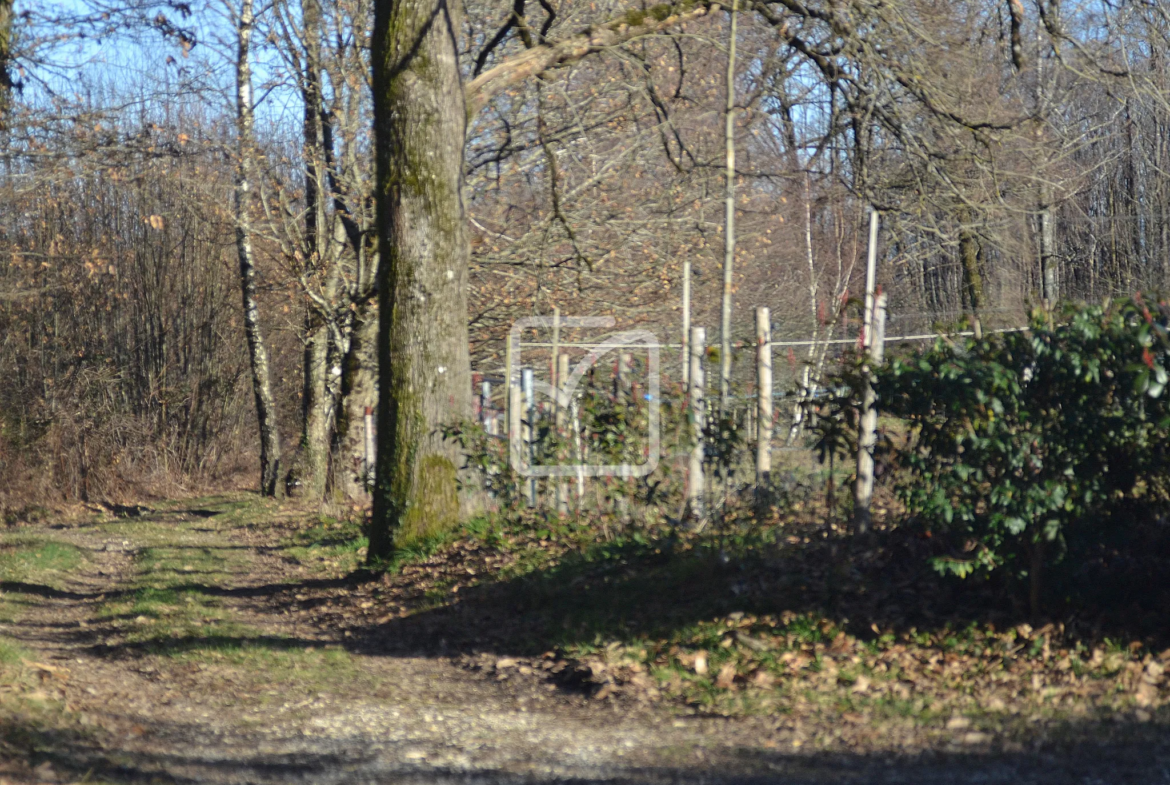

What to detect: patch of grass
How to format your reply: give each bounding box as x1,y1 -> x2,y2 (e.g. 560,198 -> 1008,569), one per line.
0,535 -> 87,622
0,637 -> 28,667
96,584 -> 242,644
136,542 -> 245,584
386,529 -> 450,569
85,507 -> 371,698
178,640 -> 369,691
206,494 -> 283,528
284,516 -> 368,576
95,537 -> 253,648
0,536 -> 85,584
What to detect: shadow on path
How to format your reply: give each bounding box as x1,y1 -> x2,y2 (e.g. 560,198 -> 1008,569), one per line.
10,712 -> 1170,785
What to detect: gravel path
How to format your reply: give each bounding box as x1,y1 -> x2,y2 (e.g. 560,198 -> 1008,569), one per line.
2,512 -> 1169,784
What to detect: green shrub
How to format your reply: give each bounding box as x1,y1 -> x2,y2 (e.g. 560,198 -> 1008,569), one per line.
876,299 -> 1170,614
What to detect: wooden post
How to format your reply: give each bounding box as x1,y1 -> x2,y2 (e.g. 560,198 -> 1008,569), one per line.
480,379 -> 492,431
505,332 -> 515,446
862,208 -> 879,350
572,396 -> 585,505
854,292 -> 887,534
551,306 -> 561,393
755,307 -> 772,488
614,351 -> 632,401
556,352 -> 570,516
472,372 -> 482,423
508,369 -> 522,472
363,406 -> 375,488
522,367 -> 536,507
688,327 -> 707,522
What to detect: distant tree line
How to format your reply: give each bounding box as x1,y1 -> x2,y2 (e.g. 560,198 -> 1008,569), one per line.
1,0 -> 1169,531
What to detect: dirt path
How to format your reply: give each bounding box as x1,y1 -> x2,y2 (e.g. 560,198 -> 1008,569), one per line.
1,504 -> 1168,784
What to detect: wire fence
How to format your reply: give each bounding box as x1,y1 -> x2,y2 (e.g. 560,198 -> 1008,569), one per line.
466,306 -> 1028,520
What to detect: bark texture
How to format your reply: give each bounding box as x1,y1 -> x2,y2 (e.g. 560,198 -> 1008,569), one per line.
291,0 -> 335,501
0,0 -> 12,117
334,301 -> 378,501
369,0 -> 471,558
234,0 -> 283,496
293,314 -> 333,498
959,219 -> 984,337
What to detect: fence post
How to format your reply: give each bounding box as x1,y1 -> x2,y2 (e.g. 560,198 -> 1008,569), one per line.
472,372 -> 482,423
551,306 -> 561,393
854,291 -> 887,534
481,379 -> 494,434
614,351 -> 632,402
508,369 -> 522,474
522,367 -> 536,508
505,331 -> 515,452
688,327 -> 707,522
572,396 -> 585,505
556,352 -> 570,516
862,209 -> 879,348
756,307 -> 772,491
363,406 -> 375,489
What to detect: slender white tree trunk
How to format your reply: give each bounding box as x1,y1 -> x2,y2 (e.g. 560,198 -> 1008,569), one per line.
234,0 -> 282,496
719,0 -> 738,413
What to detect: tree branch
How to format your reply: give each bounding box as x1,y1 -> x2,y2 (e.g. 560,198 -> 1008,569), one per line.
465,0 -> 715,118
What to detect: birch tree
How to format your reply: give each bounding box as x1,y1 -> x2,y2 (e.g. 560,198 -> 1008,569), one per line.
232,0 -> 284,496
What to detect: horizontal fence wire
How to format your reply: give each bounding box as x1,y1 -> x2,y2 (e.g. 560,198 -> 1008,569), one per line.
511,325 -> 1028,351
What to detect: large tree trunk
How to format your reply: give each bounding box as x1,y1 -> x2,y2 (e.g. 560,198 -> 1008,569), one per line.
293,313 -> 333,498
291,0 -> 334,501
368,0 -> 471,559
365,0 -> 718,556
334,300 -> 378,501
234,0 -> 283,496
301,0 -> 326,262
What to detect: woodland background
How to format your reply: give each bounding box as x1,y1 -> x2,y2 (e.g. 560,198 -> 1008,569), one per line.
1,0 -> 1167,513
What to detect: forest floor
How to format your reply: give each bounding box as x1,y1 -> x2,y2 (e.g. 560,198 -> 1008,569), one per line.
1,494 -> 1169,784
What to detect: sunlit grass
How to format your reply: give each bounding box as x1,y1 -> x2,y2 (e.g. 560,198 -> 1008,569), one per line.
282,516 -> 368,576
0,536 -> 85,584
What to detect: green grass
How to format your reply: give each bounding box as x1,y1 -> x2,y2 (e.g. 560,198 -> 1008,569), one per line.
0,535 -> 80,720
90,506 -> 261,653
283,516 -> 368,575
175,640 -> 371,693
0,536 -> 85,584
0,535 -> 87,623
137,541 -> 246,583
0,637 -> 28,667
83,505 -> 376,697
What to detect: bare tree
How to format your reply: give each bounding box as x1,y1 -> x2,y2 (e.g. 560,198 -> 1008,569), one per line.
232,0 -> 284,496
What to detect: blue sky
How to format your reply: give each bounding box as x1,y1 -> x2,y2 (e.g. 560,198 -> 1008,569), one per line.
18,0 -> 304,133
